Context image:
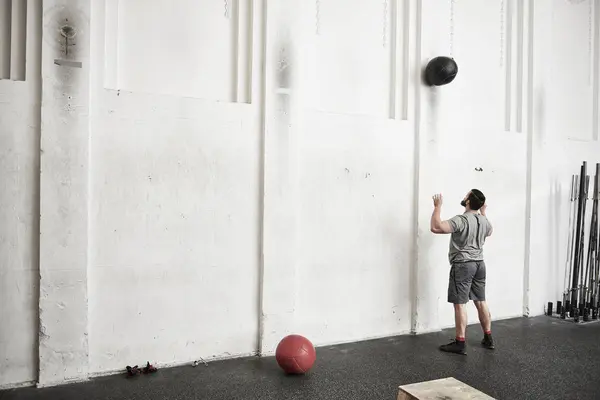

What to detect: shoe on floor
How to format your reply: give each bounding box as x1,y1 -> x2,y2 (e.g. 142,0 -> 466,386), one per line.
439,339 -> 466,355
481,335 -> 495,349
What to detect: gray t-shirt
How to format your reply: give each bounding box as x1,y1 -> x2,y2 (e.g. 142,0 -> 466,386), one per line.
447,212 -> 491,264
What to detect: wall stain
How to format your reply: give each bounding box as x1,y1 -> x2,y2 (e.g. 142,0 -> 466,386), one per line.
59,24 -> 77,56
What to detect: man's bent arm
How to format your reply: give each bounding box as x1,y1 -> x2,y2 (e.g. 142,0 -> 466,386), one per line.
481,209 -> 493,237
430,207 -> 453,234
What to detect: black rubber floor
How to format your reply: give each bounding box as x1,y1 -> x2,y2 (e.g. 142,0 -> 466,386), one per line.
2,316 -> 599,400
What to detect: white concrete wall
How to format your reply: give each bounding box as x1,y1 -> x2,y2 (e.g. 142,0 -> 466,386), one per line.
291,113 -> 416,346
0,0 -> 41,389
87,0 -> 263,375
415,0 -> 531,333
0,0 -> 598,388
259,0 -> 419,353
289,0 -> 417,347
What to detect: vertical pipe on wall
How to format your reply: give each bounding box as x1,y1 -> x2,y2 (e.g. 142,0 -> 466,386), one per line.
248,0 -> 255,104
391,0 -> 410,121
25,0 -> 41,84
26,0 -> 43,382
389,0 -> 397,119
256,0 -> 267,355
525,0 -> 534,139
504,0 -> 513,131
401,0 -> 410,121
515,0 -> 524,133
10,0 -> 26,81
410,0 -> 422,333
236,0 -> 252,104
0,0 -> 12,79
231,0 -> 240,102
245,0 -> 254,104
522,0 -> 535,316
103,0 -> 120,89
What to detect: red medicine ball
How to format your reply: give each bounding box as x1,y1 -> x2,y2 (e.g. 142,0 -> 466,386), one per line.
275,334 -> 316,374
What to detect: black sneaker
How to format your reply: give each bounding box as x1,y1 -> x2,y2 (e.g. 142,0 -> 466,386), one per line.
439,339 -> 466,355
481,335 -> 495,349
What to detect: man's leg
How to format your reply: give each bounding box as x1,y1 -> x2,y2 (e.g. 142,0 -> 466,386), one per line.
440,263 -> 475,355
471,261 -> 494,349
474,300 -> 491,332
454,303 -> 468,339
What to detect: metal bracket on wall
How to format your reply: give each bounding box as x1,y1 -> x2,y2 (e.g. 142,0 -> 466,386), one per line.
53,59 -> 82,68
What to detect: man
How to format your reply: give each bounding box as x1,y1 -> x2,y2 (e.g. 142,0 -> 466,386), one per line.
430,189 -> 494,355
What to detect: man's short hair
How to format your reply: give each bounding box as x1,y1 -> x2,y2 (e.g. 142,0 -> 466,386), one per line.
469,189 -> 486,210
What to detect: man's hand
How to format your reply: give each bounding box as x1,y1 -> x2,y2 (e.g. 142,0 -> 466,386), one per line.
432,193 -> 443,208
480,203 -> 487,216
480,203 -> 493,236
430,193 -> 453,234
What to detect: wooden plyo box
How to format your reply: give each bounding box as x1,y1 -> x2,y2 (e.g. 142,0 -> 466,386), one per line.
397,377 -> 496,400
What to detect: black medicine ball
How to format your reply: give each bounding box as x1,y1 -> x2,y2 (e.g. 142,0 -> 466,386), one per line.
424,56 -> 458,86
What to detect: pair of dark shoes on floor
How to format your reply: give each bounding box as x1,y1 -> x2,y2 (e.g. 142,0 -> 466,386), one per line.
439,335 -> 495,355
126,362 -> 158,377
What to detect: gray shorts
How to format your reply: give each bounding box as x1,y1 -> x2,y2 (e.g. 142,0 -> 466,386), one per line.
447,261 -> 486,304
